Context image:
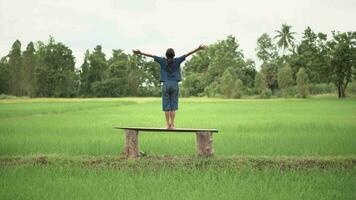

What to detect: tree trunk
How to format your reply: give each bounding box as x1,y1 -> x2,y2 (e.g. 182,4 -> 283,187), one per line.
340,87 -> 346,98
338,84 -> 346,98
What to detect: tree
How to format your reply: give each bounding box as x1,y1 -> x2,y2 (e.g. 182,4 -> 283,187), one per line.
274,24 -> 296,56
232,79 -> 244,98
206,36 -> 245,86
182,73 -> 204,97
79,45 -> 108,96
220,68 -> 235,98
240,59 -> 257,88
34,41 -> 51,97
22,42 -> 37,97
139,59 -> 160,96
8,40 -> 23,96
278,64 -> 294,97
79,50 -> 91,96
327,31 -> 356,98
256,33 -> 278,63
183,35 -> 255,97
261,62 -> 279,91
34,37 -> 77,97
126,55 -> 141,96
88,45 -> 107,83
296,68 -> 309,98
219,67 -> 244,98
0,57 -> 9,94
289,27 -> 329,83
102,59 -> 128,97
254,72 -> 267,94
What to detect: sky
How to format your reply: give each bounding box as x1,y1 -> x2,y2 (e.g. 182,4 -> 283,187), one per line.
0,0 -> 355,68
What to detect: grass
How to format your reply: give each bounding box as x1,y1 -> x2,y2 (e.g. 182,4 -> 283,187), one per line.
0,97 -> 355,156
0,97 -> 355,199
1,165 -> 355,200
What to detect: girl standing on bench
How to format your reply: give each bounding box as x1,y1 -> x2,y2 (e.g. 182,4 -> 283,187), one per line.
133,45 -> 205,129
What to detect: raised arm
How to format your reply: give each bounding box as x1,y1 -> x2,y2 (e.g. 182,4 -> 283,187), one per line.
185,44 -> 206,57
132,49 -> 155,58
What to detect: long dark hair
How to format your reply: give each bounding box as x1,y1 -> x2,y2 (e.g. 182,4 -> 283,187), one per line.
165,48 -> 175,72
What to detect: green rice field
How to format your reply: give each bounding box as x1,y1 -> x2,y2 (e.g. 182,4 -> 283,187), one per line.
1,96 -> 356,199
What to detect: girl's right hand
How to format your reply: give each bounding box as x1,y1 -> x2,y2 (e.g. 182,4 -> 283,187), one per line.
133,49 -> 141,55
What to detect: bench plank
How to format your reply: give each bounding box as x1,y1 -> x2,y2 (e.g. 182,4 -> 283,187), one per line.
115,127 -> 218,133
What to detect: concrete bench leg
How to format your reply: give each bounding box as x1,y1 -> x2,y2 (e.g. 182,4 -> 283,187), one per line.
124,129 -> 139,158
196,131 -> 214,157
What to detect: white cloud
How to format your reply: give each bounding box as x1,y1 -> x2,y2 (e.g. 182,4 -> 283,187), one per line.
0,0 -> 355,68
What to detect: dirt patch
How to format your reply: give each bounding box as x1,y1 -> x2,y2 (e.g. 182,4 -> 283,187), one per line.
1,155 -> 355,171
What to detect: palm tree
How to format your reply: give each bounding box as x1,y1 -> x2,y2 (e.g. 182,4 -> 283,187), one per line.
274,24 -> 296,56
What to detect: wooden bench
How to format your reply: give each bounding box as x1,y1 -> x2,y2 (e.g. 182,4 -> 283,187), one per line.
115,127 -> 218,158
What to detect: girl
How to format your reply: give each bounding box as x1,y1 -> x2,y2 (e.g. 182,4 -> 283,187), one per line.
133,45 -> 205,129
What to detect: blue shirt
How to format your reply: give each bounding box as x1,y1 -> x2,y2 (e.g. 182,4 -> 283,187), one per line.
154,55 -> 186,82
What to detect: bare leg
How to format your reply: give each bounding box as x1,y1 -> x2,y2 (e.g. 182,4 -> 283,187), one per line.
169,110 -> 176,129
165,111 -> 170,129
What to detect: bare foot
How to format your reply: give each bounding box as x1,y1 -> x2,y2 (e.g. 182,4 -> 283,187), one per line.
165,124 -> 170,129
170,124 -> 175,129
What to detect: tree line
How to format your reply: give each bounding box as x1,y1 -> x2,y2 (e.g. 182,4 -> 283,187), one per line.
0,25 -> 355,98
183,25 -> 356,98
0,36 -> 161,97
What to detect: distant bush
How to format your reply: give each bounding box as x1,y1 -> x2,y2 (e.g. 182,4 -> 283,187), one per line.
309,83 -> 336,94
346,81 -> 356,94
232,79 -> 244,99
254,72 -> 267,94
296,68 -> 309,98
0,94 -> 18,99
91,78 -> 127,97
260,88 -> 272,99
278,64 -> 294,97
274,87 -> 297,98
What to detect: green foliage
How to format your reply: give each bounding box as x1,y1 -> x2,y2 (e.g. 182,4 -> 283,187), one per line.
0,57 -> 9,94
254,72 -> 267,94
274,24 -> 296,56
1,27 -> 355,99
204,81 -> 220,97
260,88 -> 272,98
346,81 -> 356,94
261,62 -> 279,91
79,50 -> 91,96
327,31 -> 356,98
220,67 -> 236,98
309,83 -> 336,95
296,68 -> 309,98
214,67 -> 245,98
88,45 -> 108,83
22,42 -> 37,97
8,40 -> 23,96
34,37 -> 77,97
278,64 -> 294,97
288,27 -> 329,83
256,33 -> 278,63
78,48 -> 160,97
181,73 -> 204,97
91,78 -> 124,97
183,35 -> 256,97
232,79 -> 244,98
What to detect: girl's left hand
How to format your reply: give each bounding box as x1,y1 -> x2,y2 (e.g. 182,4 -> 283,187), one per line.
198,44 -> 206,50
